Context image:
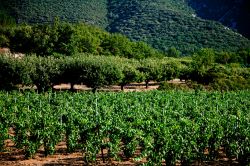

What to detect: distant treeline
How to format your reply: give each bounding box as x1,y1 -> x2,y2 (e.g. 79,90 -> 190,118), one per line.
0,20 -> 163,59
0,21 -> 250,62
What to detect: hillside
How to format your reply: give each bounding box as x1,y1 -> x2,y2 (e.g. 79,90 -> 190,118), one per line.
0,0 -> 250,54
188,0 -> 250,39
107,0 -> 250,54
0,0 -> 108,28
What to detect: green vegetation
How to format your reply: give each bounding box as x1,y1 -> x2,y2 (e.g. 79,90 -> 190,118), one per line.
188,0 -> 250,38
0,3 -> 249,165
0,55 -> 184,92
0,11 -> 16,27
107,0 -> 250,54
0,0 -> 108,28
0,51 -> 249,92
0,4 -> 249,164
187,48 -> 250,90
0,22 -> 163,58
1,0 -> 250,54
0,21 -> 249,92
0,24 -> 249,92
0,91 -> 249,165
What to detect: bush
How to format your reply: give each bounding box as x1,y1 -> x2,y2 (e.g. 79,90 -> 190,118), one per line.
186,81 -> 205,92
210,76 -> 250,91
158,82 -> 189,91
0,35 -> 9,47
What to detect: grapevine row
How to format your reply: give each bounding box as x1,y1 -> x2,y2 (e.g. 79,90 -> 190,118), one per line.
0,91 -> 249,165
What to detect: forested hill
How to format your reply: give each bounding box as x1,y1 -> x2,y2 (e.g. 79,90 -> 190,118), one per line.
1,0 -> 250,54
106,0 -> 250,54
0,0 -> 108,27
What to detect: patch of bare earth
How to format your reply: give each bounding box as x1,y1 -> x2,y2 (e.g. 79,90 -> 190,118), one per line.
53,82 -> 160,92
52,79 -> 185,92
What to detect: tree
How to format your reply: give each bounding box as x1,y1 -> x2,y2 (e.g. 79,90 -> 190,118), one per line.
83,59 -> 123,93
138,59 -> 162,88
119,64 -> 144,91
189,48 -> 216,84
159,61 -> 180,81
192,48 -> 215,68
28,56 -> 61,92
166,47 -> 181,58
58,57 -> 84,91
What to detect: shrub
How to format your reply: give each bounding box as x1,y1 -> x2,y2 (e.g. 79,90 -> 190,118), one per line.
158,82 -> 189,91
210,76 -> 250,91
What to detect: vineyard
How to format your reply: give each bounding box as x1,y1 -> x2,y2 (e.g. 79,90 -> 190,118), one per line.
0,91 -> 249,165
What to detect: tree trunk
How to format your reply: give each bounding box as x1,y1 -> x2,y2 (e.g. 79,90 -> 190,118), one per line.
146,80 -> 149,89
121,84 -> 125,91
70,83 -> 74,92
36,84 -> 43,93
92,87 -> 97,93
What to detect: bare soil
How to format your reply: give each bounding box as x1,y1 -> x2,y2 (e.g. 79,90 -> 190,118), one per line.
53,79 -> 186,92
53,82 -> 160,92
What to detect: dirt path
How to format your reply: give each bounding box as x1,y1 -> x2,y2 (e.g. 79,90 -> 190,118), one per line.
53,79 -> 184,92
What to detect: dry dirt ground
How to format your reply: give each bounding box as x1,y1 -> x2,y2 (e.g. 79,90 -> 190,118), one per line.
53,83 -> 160,92
53,79 -> 187,92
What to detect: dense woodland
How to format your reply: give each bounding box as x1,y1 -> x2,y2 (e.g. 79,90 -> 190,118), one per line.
1,0 -> 250,54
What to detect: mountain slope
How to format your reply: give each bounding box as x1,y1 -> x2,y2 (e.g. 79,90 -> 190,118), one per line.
187,0 -> 250,39
0,0 -> 108,28
0,0 -> 250,54
107,0 -> 250,54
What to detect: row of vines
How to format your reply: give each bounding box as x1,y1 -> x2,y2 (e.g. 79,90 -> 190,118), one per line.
0,91 -> 249,165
